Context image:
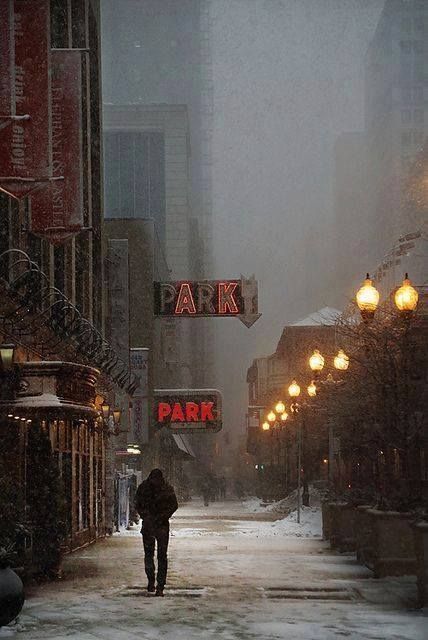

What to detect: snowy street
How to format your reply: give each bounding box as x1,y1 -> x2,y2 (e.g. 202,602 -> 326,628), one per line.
3,499 -> 427,640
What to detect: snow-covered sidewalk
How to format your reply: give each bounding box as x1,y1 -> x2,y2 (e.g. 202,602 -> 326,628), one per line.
2,499 -> 426,640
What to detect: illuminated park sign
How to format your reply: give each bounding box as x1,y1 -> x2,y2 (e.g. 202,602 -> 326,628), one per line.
153,275 -> 261,328
154,389 -> 222,433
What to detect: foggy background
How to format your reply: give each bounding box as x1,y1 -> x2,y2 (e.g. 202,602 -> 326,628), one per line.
102,0 -> 386,440
209,0 -> 384,436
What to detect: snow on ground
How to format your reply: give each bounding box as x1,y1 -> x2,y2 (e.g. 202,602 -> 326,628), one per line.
231,504 -> 322,538
243,486 -> 323,515
3,499 -> 426,640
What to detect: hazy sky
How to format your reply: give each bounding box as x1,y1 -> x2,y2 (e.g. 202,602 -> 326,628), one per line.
209,0 -> 385,436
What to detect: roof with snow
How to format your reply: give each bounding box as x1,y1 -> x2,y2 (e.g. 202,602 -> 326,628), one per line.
291,307 -> 341,326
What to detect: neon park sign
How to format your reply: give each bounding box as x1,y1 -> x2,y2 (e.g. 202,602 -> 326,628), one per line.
153,276 -> 261,328
154,389 -> 222,433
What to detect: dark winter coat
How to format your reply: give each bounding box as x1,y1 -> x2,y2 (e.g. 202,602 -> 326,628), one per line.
135,477 -> 178,527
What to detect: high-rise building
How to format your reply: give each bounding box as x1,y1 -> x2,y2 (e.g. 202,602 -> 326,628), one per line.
101,0 -> 214,389
365,0 -> 428,256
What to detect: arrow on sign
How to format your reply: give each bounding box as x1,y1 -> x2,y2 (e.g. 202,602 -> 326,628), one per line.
239,274 -> 262,328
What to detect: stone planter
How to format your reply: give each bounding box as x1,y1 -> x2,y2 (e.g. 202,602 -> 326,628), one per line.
354,505 -> 374,567
0,566 -> 25,627
329,503 -> 357,552
366,509 -> 417,578
413,521 -> 428,608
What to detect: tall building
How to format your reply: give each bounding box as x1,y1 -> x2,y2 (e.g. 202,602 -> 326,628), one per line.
0,0 -> 135,560
101,0 -> 214,388
103,103 -> 206,388
365,0 -> 428,256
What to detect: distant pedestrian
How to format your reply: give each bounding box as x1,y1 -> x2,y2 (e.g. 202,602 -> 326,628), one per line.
135,469 -> 178,596
200,476 -> 211,506
219,476 -> 226,500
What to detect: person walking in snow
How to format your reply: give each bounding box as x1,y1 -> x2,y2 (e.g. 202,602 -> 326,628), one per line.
135,468 -> 178,596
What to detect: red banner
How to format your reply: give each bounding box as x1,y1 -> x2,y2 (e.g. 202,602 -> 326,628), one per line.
0,0 -> 50,198
30,50 -> 84,243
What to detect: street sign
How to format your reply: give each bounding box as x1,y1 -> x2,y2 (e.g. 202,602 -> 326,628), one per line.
153,275 -> 261,328
154,389 -> 222,433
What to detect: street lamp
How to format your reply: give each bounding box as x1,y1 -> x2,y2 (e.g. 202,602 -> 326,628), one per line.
356,273 -> 379,321
307,381 -> 317,397
262,421 -> 270,431
288,380 -> 301,399
287,379 -> 303,523
394,273 -> 419,314
309,349 -> 324,374
275,400 -> 285,415
334,349 -> 349,371
113,408 -> 122,426
267,410 -> 276,424
280,411 -> 288,423
101,403 -> 110,421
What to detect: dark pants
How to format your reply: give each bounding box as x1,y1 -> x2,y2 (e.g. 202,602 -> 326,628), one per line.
142,521 -> 170,588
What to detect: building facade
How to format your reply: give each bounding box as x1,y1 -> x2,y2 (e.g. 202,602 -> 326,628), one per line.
0,0 -> 135,565
365,0 -> 428,255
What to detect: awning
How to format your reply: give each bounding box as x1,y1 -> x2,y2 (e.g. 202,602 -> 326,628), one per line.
172,433 -> 195,459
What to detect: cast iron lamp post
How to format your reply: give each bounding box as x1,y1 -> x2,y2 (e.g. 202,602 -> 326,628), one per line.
287,380 -> 303,523
308,349 -> 350,483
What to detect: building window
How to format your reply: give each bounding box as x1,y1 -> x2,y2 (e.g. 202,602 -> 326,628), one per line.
401,18 -> 412,33
412,130 -> 425,145
414,86 -> 424,103
415,17 -> 425,33
414,109 -> 424,124
414,40 -> 424,55
401,131 -> 412,146
401,86 -> 412,104
400,40 -> 412,54
50,0 -> 69,48
104,131 -> 166,244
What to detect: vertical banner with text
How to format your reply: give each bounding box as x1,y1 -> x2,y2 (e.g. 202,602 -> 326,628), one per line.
0,0 -> 50,198
130,348 -> 149,445
30,49 -> 84,243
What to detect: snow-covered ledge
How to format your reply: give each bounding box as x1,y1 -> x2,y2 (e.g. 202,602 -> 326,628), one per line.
0,360 -> 99,418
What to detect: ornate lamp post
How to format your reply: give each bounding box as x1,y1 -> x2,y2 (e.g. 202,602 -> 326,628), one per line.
356,274 -> 380,322
394,273 -> 419,317
288,380 -> 303,522
308,348 -> 350,484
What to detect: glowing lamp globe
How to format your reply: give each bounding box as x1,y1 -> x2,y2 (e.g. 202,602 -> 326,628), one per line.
262,421 -> 270,431
275,400 -> 285,414
280,412 -> 288,422
307,381 -> 317,397
394,274 -> 418,313
356,274 -> 379,318
288,380 -> 301,398
267,410 -> 276,423
334,349 -> 349,371
309,349 -> 324,372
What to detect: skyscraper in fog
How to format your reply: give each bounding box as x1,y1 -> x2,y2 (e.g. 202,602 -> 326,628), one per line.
365,0 -> 428,256
101,0 -> 214,389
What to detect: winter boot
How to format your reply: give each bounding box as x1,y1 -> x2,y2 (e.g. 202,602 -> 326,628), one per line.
155,586 -> 164,597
